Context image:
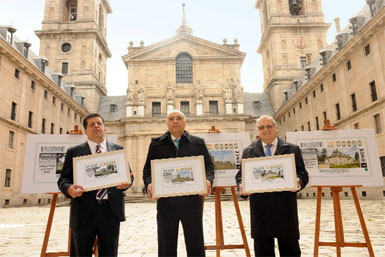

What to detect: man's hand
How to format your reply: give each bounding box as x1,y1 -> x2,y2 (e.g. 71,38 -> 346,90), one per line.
200,180 -> 212,196
146,184 -> 158,200
116,182 -> 131,190
68,184 -> 86,198
290,178 -> 301,192
239,184 -> 251,196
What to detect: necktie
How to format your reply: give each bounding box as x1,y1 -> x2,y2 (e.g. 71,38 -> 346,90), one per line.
95,144 -> 107,200
174,138 -> 180,150
265,144 -> 273,156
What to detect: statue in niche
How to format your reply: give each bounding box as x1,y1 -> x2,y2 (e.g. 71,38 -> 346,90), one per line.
195,81 -> 203,100
223,84 -> 232,101
166,83 -> 175,101
234,83 -> 244,101
137,86 -> 145,103
126,84 -> 134,103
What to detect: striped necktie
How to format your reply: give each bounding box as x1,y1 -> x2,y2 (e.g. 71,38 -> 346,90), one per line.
95,144 -> 107,200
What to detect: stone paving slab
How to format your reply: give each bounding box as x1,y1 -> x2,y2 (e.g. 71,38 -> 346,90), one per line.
0,199 -> 384,256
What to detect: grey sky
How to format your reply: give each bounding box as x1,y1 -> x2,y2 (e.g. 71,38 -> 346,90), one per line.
1,0 -> 365,95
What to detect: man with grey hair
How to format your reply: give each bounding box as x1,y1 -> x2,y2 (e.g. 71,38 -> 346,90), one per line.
143,110 -> 214,257
236,115 -> 308,257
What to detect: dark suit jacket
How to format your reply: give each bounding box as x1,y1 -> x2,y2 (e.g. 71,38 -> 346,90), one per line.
58,141 -> 129,228
143,130 -> 214,211
235,137 -> 309,239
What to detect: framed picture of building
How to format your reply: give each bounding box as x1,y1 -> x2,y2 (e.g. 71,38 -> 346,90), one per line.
73,149 -> 130,191
286,129 -> 384,186
151,156 -> 207,198
194,132 -> 251,187
242,154 -> 297,193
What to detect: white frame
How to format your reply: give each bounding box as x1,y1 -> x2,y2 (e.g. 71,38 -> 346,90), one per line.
151,156 -> 207,198
73,149 -> 129,191
242,154 -> 297,193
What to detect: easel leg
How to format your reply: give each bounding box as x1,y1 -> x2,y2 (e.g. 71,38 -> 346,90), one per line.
214,188 -> 224,257
350,187 -> 375,257
231,187 -> 251,257
314,187 -> 322,257
331,187 -> 344,257
41,193 -> 58,257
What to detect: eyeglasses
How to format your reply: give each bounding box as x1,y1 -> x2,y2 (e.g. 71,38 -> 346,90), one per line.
258,124 -> 274,130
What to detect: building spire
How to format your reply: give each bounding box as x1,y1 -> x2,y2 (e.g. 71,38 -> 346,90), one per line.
176,3 -> 193,35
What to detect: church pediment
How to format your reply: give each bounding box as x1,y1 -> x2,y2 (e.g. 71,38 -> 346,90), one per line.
122,34 -> 245,63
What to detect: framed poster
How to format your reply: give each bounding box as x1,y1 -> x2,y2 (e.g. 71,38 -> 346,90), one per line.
286,129 -> 384,186
242,154 -> 297,193
21,134 -> 118,193
194,132 -> 251,187
73,150 -> 130,191
151,156 -> 207,198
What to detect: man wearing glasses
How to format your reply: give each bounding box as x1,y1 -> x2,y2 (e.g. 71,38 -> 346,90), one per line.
236,115 -> 308,257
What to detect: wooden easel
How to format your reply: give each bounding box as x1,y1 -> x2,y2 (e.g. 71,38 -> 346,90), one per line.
204,126 -> 251,257
40,126 -> 99,257
313,120 -> 375,257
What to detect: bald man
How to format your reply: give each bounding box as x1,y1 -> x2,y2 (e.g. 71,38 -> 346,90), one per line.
143,110 -> 214,257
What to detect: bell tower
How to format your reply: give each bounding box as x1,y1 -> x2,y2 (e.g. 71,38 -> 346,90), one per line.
255,0 -> 330,111
35,0 -> 112,112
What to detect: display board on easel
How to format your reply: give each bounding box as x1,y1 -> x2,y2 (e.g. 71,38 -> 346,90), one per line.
286,129 -> 384,187
194,132 -> 250,187
21,134 -> 117,193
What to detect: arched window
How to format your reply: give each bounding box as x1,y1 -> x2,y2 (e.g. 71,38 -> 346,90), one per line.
176,53 -> 193,83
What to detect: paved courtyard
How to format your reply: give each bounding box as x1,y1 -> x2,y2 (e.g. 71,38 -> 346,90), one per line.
0,198 -> 384,257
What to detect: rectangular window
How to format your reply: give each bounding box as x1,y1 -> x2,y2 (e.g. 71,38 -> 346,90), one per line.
313,90 -> 316,98
44,90 -> 48,99
323,111 -> 327,125
180,101 -> 190,116
74,113 -> 77,120
301,125 -> 304,131
293,108 -> 296,114
354,123 -> 359,129
60,128 -> 63,134
50,123 -> 55,134
62,62 -> 69,74
374,114 -> 382,134
288,112 -> 290,118
299,102 -> 302,109
31,80 -> 35,90
364,44 -> 371,56
8,131 -> 14,149
370,81 -> 377,101
5,169 -> 11,187
152,102 -> 161,117
307,121 -> 311,131
332,73 -> 336,82
61,103 -> 64,111
316,116 -> 320,130
300,56 -> 307,68
351,93 -> 357,112
14,68 -> 20,79
28,111 -> 33,128
11,102 -> 17,120
320,84 -> 324,92
336,103 -> 341,120
42,119 -> 46,134
209,101 -> 219,116
52,96 -> 56,105
305,97 -> 308,104
68,108 -> 70,115
347,60 -> 352,70
110,104 -> 117,113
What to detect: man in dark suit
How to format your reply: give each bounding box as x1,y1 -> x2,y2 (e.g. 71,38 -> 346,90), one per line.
236,115 -> 308,257
143,110 -> 214,257
58,113 -> 132,257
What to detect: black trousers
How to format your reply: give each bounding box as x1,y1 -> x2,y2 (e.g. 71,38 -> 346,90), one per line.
157,209 -> 205,257
253,237 -> 301,257
70,203 -> 121,257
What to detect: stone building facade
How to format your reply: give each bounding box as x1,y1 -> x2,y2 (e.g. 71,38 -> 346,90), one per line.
0,25 -> 88,207
257,0 -> 385,199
